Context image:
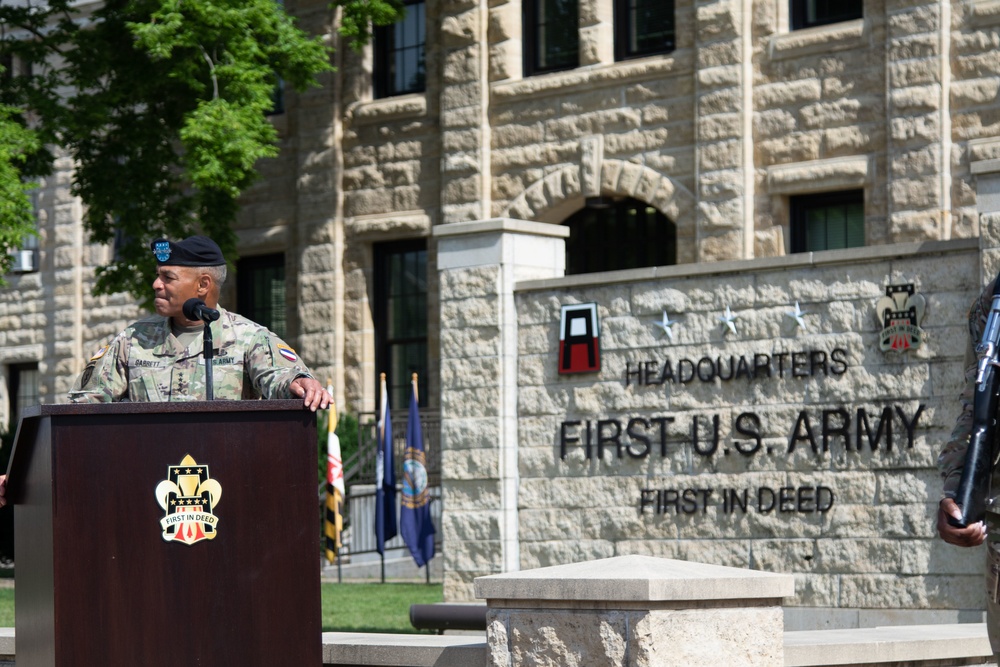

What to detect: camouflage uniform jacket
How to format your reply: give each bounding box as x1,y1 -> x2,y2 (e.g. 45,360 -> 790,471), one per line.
939,280 -> 995,501
68,307 -> 315,403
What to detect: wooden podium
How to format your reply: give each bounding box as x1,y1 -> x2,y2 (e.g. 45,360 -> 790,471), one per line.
6,401 -> 322,667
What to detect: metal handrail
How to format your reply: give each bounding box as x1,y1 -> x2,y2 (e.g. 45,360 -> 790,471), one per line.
343,409 -> 440,487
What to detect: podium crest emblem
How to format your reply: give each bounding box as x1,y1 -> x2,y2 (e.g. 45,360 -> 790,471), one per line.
876,283 -> 927,353
155,454 -> 222,545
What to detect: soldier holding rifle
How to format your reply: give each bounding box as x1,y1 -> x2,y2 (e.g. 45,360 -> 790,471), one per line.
939,277 -> 1000,657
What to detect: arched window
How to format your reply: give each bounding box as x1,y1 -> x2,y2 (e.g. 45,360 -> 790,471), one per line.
564,197 -> 677,274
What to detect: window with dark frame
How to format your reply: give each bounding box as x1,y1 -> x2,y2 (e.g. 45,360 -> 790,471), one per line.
268,77 -> 285,115
374,240 -> 428,409
236,254 -> 287,339
374,0 -> 426,99
614,0 -> 675,60
790,0 -> 862,30
564,197 -> 677,275
268,0 -> 286,114
8,362 -> 39,432
523,0 -> 579,76
789,190 -> 865,253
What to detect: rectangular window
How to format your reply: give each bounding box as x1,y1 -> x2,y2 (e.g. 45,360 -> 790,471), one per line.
375,240 -> 428,409
790,190 -> 865,253
8,363 -> 39,431
236,254 -> 287,338
790,0 -> 862,30
374,0 -> 426,99
268,77 -> 285,116
523,0 -> 579,76
614,0 -> 674,60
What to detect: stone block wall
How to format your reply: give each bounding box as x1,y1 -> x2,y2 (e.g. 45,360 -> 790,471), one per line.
508,240 -> 982,611
0,153 -> 142,426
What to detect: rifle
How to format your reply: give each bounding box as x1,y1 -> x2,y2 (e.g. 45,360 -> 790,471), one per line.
950,278 -> 1000,527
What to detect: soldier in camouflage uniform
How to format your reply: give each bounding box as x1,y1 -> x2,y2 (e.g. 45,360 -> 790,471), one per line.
938,280 -> 996,655
0,236 -> 332,509
67,235 -> 332,410
68,305 -> 319,403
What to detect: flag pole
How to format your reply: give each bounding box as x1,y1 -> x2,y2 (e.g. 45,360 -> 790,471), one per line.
327,378 -> 342,582
411,373 -> 430,583
380,372 -> 386,584
324,378 -> 345,577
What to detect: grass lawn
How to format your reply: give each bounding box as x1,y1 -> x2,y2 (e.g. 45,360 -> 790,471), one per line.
0,590 -> 11,627
322,582 -> 443,633
0,583 -> 441,634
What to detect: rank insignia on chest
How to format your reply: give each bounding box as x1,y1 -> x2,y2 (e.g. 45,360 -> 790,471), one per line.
277,343 -> 298,362
154,454 -> 222,546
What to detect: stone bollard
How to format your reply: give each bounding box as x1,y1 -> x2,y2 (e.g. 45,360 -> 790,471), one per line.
474,555 -> 794,667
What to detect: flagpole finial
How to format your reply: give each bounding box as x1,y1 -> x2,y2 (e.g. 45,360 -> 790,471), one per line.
325,378 -> 337,432
411,372 -> 419,402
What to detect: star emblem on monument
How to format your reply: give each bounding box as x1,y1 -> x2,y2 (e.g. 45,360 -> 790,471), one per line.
785,301 -> 807,330
719,305 -> 738,335
653,310 -> 677,342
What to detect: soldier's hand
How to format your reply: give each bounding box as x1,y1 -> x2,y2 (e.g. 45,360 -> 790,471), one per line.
0,475 -> 7,509
937,497 -> 986,547
290,377 -> 333,412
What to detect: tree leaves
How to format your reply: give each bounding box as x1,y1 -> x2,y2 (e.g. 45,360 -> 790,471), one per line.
333,0 -> 405,51
0,0 -> 402,304
0,104 -> 39,281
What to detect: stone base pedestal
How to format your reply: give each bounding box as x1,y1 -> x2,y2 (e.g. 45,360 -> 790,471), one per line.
475,555 -> 794,667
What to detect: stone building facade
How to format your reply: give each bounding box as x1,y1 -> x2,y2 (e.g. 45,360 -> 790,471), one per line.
3,0 -> 1000,621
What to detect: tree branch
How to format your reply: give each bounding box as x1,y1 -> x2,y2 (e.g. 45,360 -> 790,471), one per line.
200,46 -> 219,99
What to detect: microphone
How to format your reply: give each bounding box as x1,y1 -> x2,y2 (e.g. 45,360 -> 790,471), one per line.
182,298 -> 220,323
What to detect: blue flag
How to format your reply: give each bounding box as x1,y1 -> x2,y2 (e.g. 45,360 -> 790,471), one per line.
375,375 -> 397,555
400,378 -> 436,567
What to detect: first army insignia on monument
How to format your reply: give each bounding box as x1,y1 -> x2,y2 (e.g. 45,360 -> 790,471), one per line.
875,283 -> 927,353
155,455 -> 222,545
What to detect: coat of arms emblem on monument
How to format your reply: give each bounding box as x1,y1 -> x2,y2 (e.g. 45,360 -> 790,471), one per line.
876,284 -> 926,353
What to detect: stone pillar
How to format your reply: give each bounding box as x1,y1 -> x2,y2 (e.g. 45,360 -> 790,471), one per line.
580,0 -> 613,67
973,152 -> 1000,285
434,219 -> 568,601
440,0 -> 491,223
694,0 -> 752,261
885,0 -> 951,242
475,555 -> 794,666
294,0 -> 341,396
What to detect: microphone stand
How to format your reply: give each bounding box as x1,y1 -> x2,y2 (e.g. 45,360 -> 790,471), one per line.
203,321 -> 215,401
183,298 -> 220,401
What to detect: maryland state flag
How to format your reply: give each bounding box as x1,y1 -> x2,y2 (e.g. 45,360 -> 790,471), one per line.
324,382 -> 344,564
400,373 -> 435,567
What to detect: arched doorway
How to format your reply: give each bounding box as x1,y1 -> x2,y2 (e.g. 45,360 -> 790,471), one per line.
564,197 -> 677,274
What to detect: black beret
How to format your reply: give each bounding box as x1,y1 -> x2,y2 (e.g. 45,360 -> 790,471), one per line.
150,236 -> 225,266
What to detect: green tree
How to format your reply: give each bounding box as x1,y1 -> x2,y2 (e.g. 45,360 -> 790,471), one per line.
0,100 -> 39,281
0,0 -> 402,305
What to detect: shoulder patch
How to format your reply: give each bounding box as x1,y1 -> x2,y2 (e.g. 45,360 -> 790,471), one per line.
276,343 -> 298,362
90,345 -> 109,361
